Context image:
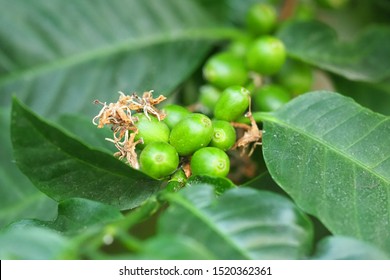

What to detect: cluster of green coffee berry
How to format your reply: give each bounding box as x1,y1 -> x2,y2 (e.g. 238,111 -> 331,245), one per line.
93,85 -> 255,181
94,2 -> 315,182
142,84 -> 262,181
198,2 -> 314,115
139,102 -> 237,180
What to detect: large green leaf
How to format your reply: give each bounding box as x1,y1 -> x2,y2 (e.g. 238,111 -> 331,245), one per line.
277,20 -> 390,82
0,0 -> 235,118
0,108 -> 57,229
11,98 -> 161,210
262,91 -> 390,253
156,184 -> 313,259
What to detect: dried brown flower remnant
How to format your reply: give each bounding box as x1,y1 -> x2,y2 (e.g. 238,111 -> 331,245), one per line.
92,90 -> 166,169
93,93 -> 137,142
126,90 -> 167,121
92,94 -> 134,128
232,111 -> 262,156
106,131 -> 143,169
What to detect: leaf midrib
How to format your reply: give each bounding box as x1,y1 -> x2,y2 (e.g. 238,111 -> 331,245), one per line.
166,193 -> 252,260
0,27 -> 239,87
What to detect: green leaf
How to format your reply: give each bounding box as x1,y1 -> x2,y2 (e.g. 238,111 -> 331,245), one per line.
186,175 -> 236,195
11,98 -> 161,210
262,91 -> 390,253
0,226 -> 71,259
57,114 -> 115,153
157,184 -> 313,259
312,236 -> 389,260
0,0 -> 235,118
277,21 -> 390,82
50,198 -> 123,234
10,198 -> 123,235
0,108 -> 57,229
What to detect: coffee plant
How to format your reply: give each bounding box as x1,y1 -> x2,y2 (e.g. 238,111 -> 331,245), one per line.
0,0 -> 390,260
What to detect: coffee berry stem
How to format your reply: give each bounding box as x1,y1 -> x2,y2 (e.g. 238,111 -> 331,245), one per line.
235,111 -> 273,125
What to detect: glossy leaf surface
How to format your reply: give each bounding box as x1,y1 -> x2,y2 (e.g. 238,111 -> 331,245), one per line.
157,184 -> 313,259
18,198 -> 123,235
262,91 -> 390,253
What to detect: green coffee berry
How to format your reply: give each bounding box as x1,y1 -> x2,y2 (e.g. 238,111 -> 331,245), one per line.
246,36 -> 286,75
209,120 -> 236,151
190,147 -> 230,177
246,3 -> 277,36
226,36 -> 254,58
214,86 -> 250,121
140,142 -> 179,179
162,104 -> 190,129
276,59 -> 313,95
133,113 -> 170,148
253,84 -> 291,112
199,84 -> 222,114
169,113 -> 213,156
203,52 -> 248,89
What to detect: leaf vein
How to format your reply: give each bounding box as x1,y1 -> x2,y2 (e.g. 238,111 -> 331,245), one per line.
267,119 -> 389,184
